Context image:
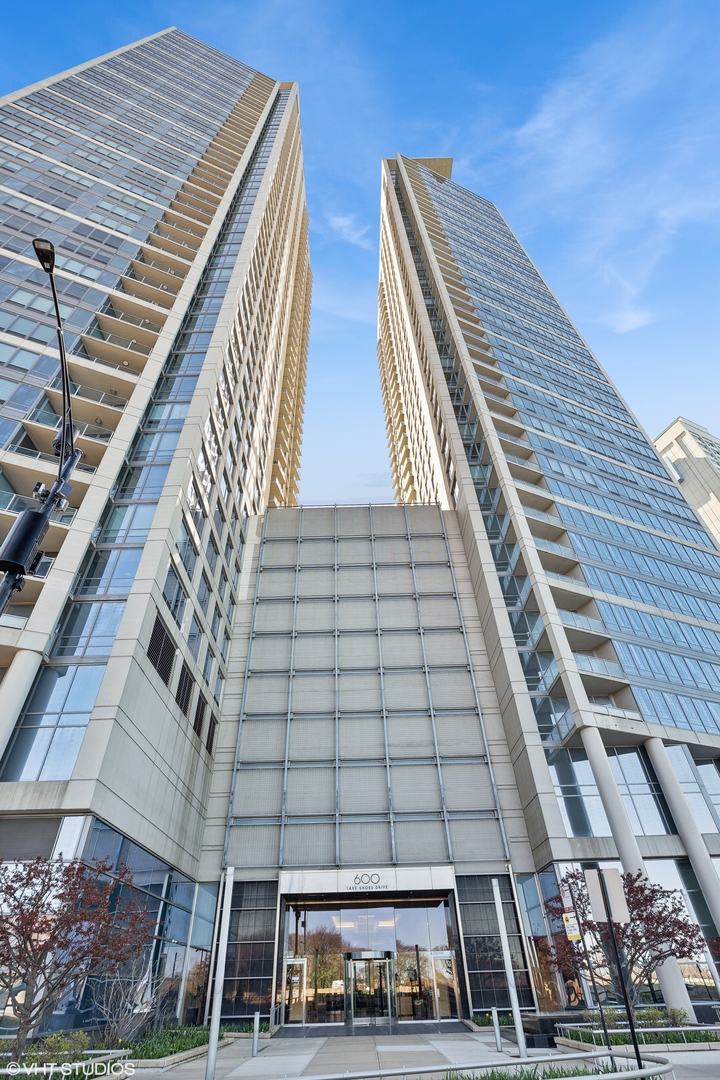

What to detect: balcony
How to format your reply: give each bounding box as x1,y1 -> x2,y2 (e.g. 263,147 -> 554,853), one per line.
47,377 -> 128,429
3,443 -> 96,475
79,325 -> 151,372
121,270 -> 179,308
523,504 -> 566,539
96,309 -> 163,348
0,488 -> 75,525
535,535 -> 578,574
24,408 -> 112,467
545,569 -> 593,609
573,652 -> 628,693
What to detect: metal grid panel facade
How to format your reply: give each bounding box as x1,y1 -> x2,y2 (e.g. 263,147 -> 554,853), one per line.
227,504 -> 505,867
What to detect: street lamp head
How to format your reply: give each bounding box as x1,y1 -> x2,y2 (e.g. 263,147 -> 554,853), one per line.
32,238 -> 55,274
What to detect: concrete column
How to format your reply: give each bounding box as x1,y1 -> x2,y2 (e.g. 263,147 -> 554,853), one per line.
579,725 -> 696,1019
644,737 -> 720,935
0,649 -> 42,761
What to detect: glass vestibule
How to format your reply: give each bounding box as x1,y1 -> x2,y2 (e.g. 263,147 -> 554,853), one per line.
282,896 -> 461,1024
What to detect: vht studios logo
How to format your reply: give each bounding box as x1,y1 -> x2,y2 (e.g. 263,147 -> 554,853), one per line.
348,872 -> 388,891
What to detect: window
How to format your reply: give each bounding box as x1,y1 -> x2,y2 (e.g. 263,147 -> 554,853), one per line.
177,519 -> 197,578
0,664 -> 106,782
206,536 -> 219,575
163,566 -> 187,627
221,631 -> 230,662
187,615 -> 202,661
52,600 -> 126,657
197,574 -> 211,616
211,607 -> 221,640
202,647 -> 214,686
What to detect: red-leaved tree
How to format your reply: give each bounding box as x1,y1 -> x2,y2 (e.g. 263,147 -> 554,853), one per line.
0,857 -> 151,1057
539,870 -> 705,1012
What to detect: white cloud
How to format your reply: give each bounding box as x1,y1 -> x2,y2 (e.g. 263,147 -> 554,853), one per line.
461,1 -> 720,333
324,211 -> 374,250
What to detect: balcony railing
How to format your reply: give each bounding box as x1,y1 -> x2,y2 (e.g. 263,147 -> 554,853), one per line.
49,377 -> 128,411
4,443 -> 96,474
560,610 -> 607,635
99,307 -> 164,335
0,488 -> 75,524
573,653 -> 626,680
83,326 -> 151,357
535,536 -> 577,560
27,408 -> 113,444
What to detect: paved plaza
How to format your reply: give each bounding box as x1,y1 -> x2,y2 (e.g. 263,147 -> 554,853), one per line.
131,1030 -> 720,1080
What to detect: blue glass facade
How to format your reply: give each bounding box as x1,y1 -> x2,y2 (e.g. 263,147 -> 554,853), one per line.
404,162 -> 720,746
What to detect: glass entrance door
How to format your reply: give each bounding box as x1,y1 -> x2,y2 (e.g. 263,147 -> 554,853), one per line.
349,959 -> 392,1024
431,952 -> 459,1019
283,959 -> 306,1024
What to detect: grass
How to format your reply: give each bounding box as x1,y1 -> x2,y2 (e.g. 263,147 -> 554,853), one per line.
123,1023 -> 268,1059
562,1026 -> 720,1046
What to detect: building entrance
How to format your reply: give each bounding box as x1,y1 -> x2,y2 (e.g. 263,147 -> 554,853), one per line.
347,955 -> 393,1025
280,895 -> 461,1026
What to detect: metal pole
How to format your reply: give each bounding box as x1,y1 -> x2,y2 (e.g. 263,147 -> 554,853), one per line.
597,869 -> 642,1068
490,1006 -> 503,1052
491,877 -> 527,1058
205,866 -> 235,1080
567,880 -> 615,1069
252,1011 -> 260,1058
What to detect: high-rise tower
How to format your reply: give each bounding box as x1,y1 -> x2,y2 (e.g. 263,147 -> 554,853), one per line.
379,155 -> 720,1016
0,28 -> 310,1023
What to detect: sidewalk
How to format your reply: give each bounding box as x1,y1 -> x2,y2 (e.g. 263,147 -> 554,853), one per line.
141,1030 -> 559,1079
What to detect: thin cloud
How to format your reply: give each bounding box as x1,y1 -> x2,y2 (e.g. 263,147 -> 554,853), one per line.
324,211 -> 374,250
461,0 -> 720,334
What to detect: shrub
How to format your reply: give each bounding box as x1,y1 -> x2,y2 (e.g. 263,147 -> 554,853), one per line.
472,1011 -> 514,1026
23,1032 -> 90,1066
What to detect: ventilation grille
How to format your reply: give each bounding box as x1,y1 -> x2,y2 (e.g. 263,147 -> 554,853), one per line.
175,662 -> 194,716
193,693 -> 207,737
147,613 -> 176,686
206,716 -> 218,754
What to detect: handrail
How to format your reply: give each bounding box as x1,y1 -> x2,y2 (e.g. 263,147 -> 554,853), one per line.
574,653 -> 626,679
82,327 -> 151,357
275,1047 -> 673,1080
557,1021 -> 720,1046
26,408 -> 113,443
98,307 -> 164,334
4,444 -> 96,474
0,488 -> 75,524
48,376 -> 127,410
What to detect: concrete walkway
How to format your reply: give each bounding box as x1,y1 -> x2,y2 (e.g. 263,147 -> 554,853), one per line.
144,1030 -> 556,1079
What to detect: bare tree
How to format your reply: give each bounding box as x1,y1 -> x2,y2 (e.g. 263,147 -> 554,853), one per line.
0,857 -> 150,1057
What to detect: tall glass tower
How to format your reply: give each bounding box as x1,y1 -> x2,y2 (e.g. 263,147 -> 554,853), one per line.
379,155 -> 720,1016
0,28 -> 310,1022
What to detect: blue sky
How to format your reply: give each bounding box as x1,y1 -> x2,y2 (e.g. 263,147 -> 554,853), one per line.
2,0 -> 719,503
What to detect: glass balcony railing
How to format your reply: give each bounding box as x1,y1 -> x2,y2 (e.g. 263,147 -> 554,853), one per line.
573,653 -> 626,680
99,307 -> 164,335
151,225 -> 200,253
535,536 -> 577,560
523,505 -> 565,528
83,326 -> 151,357
559,610 -> 608,635
49,377 -> 128,411
26,408 -> 113,444
0,488 -> 75,524
5,443 -> 96,474
124,269 -> 179,297
545,569 -> 591,590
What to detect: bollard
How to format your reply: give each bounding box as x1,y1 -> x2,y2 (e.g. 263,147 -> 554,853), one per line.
491,1007 -> 503,1052
252,1011 -> 260,1058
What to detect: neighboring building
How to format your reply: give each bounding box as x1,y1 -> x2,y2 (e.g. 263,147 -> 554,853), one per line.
372,155 -> 720,1021
0,28 -> 310,1027
655,417 -> 720,547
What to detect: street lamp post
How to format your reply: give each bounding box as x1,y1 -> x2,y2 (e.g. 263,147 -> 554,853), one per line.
0,239 -> 82,616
